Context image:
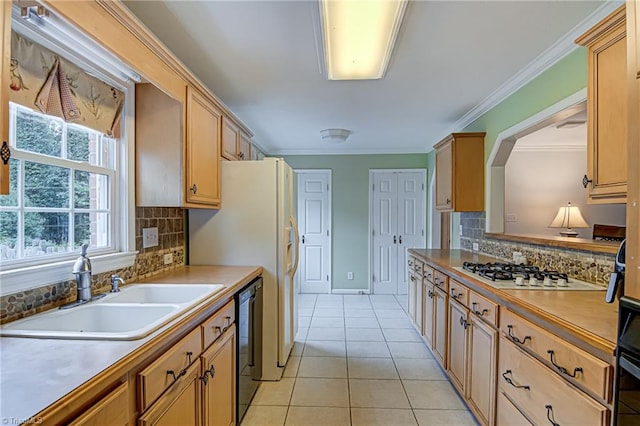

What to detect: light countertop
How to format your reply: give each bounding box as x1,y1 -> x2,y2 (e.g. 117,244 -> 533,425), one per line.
0,265 -> 261,422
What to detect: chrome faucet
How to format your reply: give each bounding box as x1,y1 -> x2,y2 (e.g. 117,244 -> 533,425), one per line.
110,275 -> 125,292
61,244 -> 105,309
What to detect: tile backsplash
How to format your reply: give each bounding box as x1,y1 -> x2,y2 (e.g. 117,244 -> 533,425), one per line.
0,207 -> 186,324
459,211 -> 615,287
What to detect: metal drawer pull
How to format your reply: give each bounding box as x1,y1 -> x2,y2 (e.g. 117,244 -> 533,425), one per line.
507,325 -> 531,345
545,405 -> 560,426
200,364 -> 216,385
167,351 -> 194,382
501,370 -> 530,390
451,290 -> 462,300
547,350 -> 583,378
459,316 -> 469,329
472,302 -> 488,316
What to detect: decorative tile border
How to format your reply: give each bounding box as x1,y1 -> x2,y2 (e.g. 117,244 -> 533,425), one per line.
1,207 -> 187,324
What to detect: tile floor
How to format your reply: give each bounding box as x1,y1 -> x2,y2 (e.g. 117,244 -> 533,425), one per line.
241,294 -> 477,426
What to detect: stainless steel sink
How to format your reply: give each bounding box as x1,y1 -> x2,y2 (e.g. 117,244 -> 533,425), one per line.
0,283 -> 226,340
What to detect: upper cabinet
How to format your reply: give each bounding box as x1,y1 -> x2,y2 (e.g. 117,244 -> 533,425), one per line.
434,133 -> 485,212
577,6 -> 627,204
238,133 -> 252,161
221,116 -> 252,161
0,1 -> 10,195
136,84 -> 221,209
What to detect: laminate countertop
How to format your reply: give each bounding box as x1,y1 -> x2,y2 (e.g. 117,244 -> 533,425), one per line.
0,265 -> 262,423
409,249 -> 618,362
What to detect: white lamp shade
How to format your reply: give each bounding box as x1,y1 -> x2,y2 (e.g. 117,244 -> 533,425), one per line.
549,202 -> 589,229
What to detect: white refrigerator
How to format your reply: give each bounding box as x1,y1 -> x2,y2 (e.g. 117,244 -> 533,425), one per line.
188,158 -> 299,380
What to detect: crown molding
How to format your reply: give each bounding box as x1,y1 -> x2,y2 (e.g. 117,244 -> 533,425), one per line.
438,0 -> 623,145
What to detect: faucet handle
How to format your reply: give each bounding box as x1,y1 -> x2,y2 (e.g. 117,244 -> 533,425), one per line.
110,274 -> 124,292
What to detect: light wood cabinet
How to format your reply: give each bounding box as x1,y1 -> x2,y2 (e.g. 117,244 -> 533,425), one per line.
201,324 -> 236,426
423,281 -> 435,348
221,117 -> 239,160
69,382 -> 129,426
0,0 -> 11,195
186,87 -> 222,207
496,392 -> 531,426
577,6 -> 628,203
434,133 -> 485,212
408,271 -> 417,324
432,285 -> 448,368
467,313 -> 497,426
447,298 -> 468,394
138,361 -> 202,426
135,84 -> 221,208
625,0 -> 640,299
238,134 -> 251,161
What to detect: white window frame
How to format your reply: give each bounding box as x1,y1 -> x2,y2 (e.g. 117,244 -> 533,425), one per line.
0,10 -> 137,296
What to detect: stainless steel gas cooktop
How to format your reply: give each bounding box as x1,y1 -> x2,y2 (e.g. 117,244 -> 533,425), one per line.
452,262 -> 604,291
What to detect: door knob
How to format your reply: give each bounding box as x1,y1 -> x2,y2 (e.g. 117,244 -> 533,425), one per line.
399,235 -> 402,244
302,235 -> 305,244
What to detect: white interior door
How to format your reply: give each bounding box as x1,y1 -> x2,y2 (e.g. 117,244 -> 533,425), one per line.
297,171 -> 331,294
397,171 -> 426,294
370,170 -> 426,295
371,172 -> 399,294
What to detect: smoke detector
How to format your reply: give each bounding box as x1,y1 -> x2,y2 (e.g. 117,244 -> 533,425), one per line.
320,128 -> 351,143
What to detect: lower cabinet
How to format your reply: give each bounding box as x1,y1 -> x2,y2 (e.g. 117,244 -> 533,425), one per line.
422,281 -> 434,348
467,314 -> 497,426
69,382 -> 129,426
432,286 -> 448,368
447,298 -> 468,394
408,271 -> 417,323
496,391 -> 531,426
201,324 -> 236,426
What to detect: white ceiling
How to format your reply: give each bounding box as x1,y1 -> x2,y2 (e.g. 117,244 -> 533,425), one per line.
514,109 -> 587,151
123,0 -> 612,156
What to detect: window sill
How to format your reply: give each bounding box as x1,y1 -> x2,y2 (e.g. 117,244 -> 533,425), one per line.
0,251 -> 138,296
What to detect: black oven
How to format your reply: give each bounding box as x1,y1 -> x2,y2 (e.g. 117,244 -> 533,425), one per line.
614,297 -> 640,425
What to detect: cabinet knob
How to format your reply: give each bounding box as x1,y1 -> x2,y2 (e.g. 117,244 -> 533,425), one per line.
446,198 -> 451,205
190,184 -> 198,194
239,152 -> 245,159
0,141 -> 10,165
582,174 -> 592,188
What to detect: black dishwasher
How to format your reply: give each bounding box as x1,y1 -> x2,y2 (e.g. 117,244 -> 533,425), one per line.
235,276 -> 263,423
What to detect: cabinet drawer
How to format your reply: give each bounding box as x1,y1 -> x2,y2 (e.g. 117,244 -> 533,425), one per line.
433,270 -> 449,292
501,309 -> 612,402
408,257 -> 416,269
412,259 -> 424,275
202,300 -> 235,350
69,382 -> 128,426
423,265 -> 434,283
139,326 -> 202,411
448,279 -> 469,307
469,291 -> 499,328
499,337 -> 609,426
496,391 -> 532,426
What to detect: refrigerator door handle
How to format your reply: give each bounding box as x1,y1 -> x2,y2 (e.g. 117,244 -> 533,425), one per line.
290,215 -> 300,277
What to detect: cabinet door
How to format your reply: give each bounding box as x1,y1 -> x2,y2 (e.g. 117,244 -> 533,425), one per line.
202,325 -> 236,426
447,299 -> 468,394
0,0 -> 10,195
221,117 -> 239,160
69,382 -> 129,426
408,273 -> 417,323
186,87 -> 221,206
432,286 -> 448,368
467,315 -> 497,426
139,362 -> 202,426
238,133 -> 251,161
435,140 -> 453,210
415,276 -> 423,336
422,283 -> 434,348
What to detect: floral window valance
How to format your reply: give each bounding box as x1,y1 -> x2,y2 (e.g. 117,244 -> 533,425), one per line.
9,31 -> 124,137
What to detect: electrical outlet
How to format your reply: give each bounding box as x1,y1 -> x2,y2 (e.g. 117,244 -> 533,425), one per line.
472,243 -> 479,252
505,213 -> 517,222
142,227 -> 158,248
512,251 -> 522,262
164,253 -> 173,265
347,272 -> 354,280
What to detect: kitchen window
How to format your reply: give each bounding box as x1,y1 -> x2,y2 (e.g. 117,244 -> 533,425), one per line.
0,7 -> 137,295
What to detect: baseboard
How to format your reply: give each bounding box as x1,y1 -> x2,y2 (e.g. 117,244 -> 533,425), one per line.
330,289 -> 370,295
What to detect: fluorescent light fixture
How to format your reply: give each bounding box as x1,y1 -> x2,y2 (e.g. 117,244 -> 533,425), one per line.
320,0 -> 408,80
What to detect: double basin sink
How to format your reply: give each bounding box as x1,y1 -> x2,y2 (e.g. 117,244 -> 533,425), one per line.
0,284 -> 225,341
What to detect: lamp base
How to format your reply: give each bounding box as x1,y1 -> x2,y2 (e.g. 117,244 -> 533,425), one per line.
559,230 -> 579,237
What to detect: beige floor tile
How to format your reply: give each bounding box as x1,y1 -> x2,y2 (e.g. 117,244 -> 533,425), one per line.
347,341 -> 391,358
298,316 -> 311,328
250,378 -> 295,406
344,309 -> 376,318
298,356 -> 347,378
303,340 -> 347,357
371,302 -> 403,310
403,380 -> 466,410
383,328 -> 422,342
291,342 -> 305,356
310,316 -> 345,328
394,358 -> 447,380
241,405 -> 288,426
298,308 -> 314,316
387,342 -> 432,359
313,308 -> 344,317
290,378 -> 350,407
375,309 -> 408,319
285,406 -> 351,426
349,379 -> 410,408
348,357 -> 399,379
346,327 -> 385,341
351,408 -> 418,426
345,317 -> 380,328
413,409 -> 476,426
295,327 -> 309,341
379,318 -> 414,329
307,327 -> 346,341
283,356 -> 301,378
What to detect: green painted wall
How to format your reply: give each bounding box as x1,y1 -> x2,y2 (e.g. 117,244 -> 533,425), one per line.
462,48 -> 588,158
284,154 -> 428,290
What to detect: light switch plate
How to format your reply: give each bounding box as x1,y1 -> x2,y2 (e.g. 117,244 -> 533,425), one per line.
347,272 -> 354,280
164,253 -> 173,264
143,227 -> 159,248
